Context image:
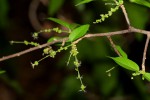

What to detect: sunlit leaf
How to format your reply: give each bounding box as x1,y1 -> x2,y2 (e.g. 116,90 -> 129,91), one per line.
75,0 -> 93,6
69,24 -> 90,41
47,17 -> 70,29
130,0 -> 150,8
47,37 -> 61,43
69,23 -> 80,31
47,17 -> 80,32
109,57 -> 139,71
119,0 -> 123,2
143,72 -> 150,81
116,45 -> 128,58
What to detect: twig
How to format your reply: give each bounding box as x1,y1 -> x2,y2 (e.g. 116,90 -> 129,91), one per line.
72,29 -> 130,45
107,36 -> 121,56
85,29 -> 129,38
0,38 -> 68,62
130,26 -> 150,35
1,27 -> 150,62
120,4 -> 130,26
113,0 -> 130,26
142,35 -> 150,72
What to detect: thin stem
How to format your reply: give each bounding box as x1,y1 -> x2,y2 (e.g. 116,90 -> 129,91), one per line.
107,36 -> 121,56
120,4 -> 130,26
0,27 -> 150,62
0,38 -> 68,62
106,67 -> 115,73
142,35 -> 150,72
113,0 -> 130,26
85,29 -> 129,38
11,41 -> 24,44
38,55 -> 50,62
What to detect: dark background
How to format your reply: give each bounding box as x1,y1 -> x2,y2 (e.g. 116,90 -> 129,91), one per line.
0,0 -> 150,100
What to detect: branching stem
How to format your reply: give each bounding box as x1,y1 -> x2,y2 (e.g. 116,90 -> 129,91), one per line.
0,27 -> 150,62
0,38 -> 68,62
0,2 -> 150,74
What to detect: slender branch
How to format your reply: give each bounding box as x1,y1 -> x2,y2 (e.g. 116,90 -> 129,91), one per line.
130,26 -> 150,35
72,29 -> 130,45
85,29 -> 129,38
142,35 -> 150,72
0,27 -> 150,62
0,38 -> 68,62
113,0 -> 130,26
107,36 -> 121,56
120,4 -> 130,26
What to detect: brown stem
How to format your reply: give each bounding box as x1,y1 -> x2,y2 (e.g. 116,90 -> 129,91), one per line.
107,36 -> 121,56
120,4 -> 130,26
142,35 -> 150,72
113,0 -> 130,26
0,27 -> 150,62
0,38 -> 68,62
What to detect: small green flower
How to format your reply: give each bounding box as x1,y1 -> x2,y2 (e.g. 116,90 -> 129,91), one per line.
44,29 -> 51,33
108,72 -> 111,77
131,77 -> 134,80
49,50 -> 56,58
24,40 -> 29,45
32,32 -> 38,39
71,44 -> 79,56
74,61 -> 80,67
10,41 -> 14,45
142,76 -> 145,80
119,0 -> 123,5
93,4 -> 120,24
30,42 -> 39,46
31,61 -> 39,69
43,48 -> 50,55
76,74 -> 82,79
57,47 -> 63,52
52,27 -> 62,33
80,84 -> 86,92
34,43 -> 39,46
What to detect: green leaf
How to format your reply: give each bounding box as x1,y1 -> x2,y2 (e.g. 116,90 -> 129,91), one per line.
0,70 -> 5,74
75,0 -> 93,6
118,0 -> 123,4
143,72 -> 150,81
47,17 -> 70,29
69,24 -> 90,41
109,57 -> 139,71
47,37 -> 61,43
48,17 -> 79,31
130,0 -> 150,8
116,45 -> 128,58
69,23 -> 80,31
48,0 -> 65,15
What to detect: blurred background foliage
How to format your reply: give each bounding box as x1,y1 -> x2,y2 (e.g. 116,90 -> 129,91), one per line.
0,0 -> 150,100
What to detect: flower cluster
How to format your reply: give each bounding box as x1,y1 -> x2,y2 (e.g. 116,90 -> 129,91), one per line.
93,0 -> 123,23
